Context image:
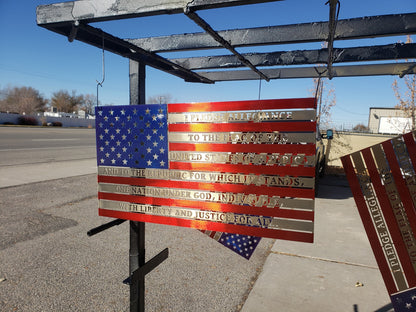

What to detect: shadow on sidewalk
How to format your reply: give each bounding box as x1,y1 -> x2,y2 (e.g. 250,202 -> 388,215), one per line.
316,175 -> 353,200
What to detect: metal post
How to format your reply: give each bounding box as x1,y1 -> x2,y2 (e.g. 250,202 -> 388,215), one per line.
130,221 -> 145,312
129,59 -> 146,312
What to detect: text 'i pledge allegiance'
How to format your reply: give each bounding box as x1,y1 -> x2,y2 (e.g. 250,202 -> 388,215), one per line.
181,111 -> 293,122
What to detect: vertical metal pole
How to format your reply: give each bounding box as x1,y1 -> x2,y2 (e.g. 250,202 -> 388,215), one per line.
129,59 -> 146,312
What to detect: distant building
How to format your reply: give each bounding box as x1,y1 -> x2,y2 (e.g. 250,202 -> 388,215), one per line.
368,107 -> 412,134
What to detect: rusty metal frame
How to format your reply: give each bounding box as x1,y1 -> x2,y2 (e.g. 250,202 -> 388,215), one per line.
37,1 -> 416,83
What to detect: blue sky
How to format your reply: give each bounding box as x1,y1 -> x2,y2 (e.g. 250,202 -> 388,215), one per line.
0,0 -> 415,127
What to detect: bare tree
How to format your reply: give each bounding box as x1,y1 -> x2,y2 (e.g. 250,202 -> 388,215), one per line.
80,93 -> 97,115
51,90 -> 84,113
392,36 -> 416,131
310,74 -> 336,129
147,93 -> 174,104
0,86 -> 47,114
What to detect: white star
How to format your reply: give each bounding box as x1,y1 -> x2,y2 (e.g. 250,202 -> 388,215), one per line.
153,141 -> 158,147
99,135 -> 104,140
109,110 -> 114,115
117,153 -> 121,158
160,160 -> 165,167
116,129 -> 121,134
104,128 -> 109,134
406,303 -> 412,309
159,148 -> 165,154
146,135 -> 152,141
105,153 -> 110,158
111,147 -> 115,152
145,109 -> 150,114
116,141 -> 121,146
99,147 -> 104,152
98,110 -> 103,116
147,147 -> 152,153
111,159 -> 116,164
122,135 -> 127,140
152,115 -> 157,121
123,159 -> 128,165
147,160 -> 152,166
110,135 -> 115,140
122,147 -> 127,152
152,129 -> 158,134
153,154 -> 159,160
121,109 -> 125,115
100,158 -> 105,163
159,134 -> 165,141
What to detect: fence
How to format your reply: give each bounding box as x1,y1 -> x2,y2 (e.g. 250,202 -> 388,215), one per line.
0,112 -> 95,128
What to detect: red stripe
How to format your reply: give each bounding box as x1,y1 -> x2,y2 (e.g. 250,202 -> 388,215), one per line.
341,155 -> 398,294
168,162 -> 315,176
99,208 -> 314,242
167,98 -> 317,112
98,175 -> 315,199
362,148 -> 416,287
169,142 -> 316,154
98,192 -> 314,220
382,140 -> 416,247
403,132 -> 416,170
169,121 -> 316,132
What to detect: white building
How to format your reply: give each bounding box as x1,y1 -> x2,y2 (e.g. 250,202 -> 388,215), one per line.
368,107 -> 413,134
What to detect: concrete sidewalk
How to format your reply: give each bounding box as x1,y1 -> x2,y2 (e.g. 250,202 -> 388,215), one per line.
0,158 -> 96,188
242,176 -> 393,312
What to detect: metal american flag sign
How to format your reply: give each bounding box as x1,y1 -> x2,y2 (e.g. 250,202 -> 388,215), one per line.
95,98 -> 316,244
341,131 -> 416,312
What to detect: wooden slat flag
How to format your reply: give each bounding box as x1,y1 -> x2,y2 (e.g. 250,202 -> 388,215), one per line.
341,131 -> 416,311
95,98 -> 317,258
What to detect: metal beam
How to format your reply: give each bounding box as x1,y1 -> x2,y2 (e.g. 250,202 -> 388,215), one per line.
326,0 -> 340,79
169,43 -> 416,70
184,9 -> 269,81
128,13 -> 416,52
40,22 -> 213,83
36,0 -> 281,25
197,63 -> 416,81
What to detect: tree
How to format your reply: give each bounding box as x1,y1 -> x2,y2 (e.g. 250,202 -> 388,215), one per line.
353,123 -> 370,133
79,93 -> 97,115
310,74 -> 336,129
392,36 -> 416,131
147,93 -> 174,104
51,90 -> 84,113
0,86 -> 47,114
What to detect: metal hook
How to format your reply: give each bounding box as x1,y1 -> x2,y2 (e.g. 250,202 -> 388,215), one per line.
96,35 -> 105,106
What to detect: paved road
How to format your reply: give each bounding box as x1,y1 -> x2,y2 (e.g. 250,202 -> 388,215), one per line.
0,126 -> 96,165
0,127 -> 97,187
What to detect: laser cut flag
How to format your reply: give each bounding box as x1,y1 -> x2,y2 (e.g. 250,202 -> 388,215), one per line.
341,131 -> 416,311
199,230 -> 261,259
95,99 -> 317,255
